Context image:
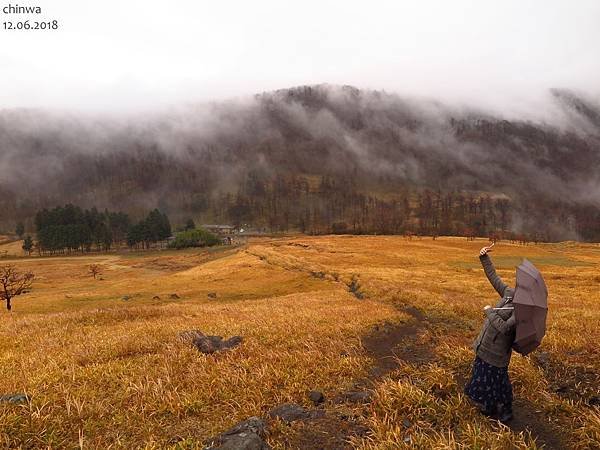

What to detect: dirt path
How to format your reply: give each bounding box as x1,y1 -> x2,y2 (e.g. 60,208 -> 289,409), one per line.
360,306 -> 433,380
279,301 -> 571,450
509,400 -> 566,450
278,307 -> 432,450
245,244 -> 570,449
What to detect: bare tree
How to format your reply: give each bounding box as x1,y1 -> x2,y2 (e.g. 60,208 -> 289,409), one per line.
0,265 -> 34,311
88,264 -> 102,279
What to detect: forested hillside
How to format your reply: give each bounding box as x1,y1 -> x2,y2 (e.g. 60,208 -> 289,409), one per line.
1,85 -> 599,240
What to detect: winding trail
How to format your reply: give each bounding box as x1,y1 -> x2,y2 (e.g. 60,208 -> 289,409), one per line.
250,241 -> 570,449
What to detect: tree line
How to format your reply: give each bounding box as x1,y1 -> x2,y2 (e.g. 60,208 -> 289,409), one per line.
208,172 -> 598,241
32,205 -> 171,255
12,174 -> 600,246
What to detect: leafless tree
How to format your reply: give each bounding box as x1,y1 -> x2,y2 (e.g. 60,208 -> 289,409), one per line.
88,264 -> 102,279
0,265 -> 34,311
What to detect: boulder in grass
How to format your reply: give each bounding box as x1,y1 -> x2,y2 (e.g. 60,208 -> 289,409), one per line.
208,292 -> 218,299
0,393 -> 30,404
205,417 -> 270,450
214,433 -> 269,450
170,293 -> 180,299
152,295 -> 161,300
179,330 -> 243,354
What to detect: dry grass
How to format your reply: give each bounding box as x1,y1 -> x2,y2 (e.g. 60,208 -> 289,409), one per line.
0,236 -> 599,449
0,238 -> 23,257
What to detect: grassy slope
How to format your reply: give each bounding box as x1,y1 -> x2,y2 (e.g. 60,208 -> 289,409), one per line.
0,238 -> 23,257
0,237 -> 599,449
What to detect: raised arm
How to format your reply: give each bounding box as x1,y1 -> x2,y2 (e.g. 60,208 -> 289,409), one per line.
479,244 -> 508,297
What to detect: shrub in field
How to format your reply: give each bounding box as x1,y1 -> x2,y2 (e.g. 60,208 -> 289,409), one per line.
88,264 -> 102,279
168,228 -> 220,249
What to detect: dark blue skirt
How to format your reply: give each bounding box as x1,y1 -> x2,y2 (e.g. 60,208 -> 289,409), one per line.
465,356 -> 513,414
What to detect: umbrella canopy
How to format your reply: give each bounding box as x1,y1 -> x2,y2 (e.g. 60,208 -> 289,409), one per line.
512,259 -> 548,355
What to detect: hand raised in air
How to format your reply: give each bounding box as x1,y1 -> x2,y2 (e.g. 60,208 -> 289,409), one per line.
479,243 -> 494,256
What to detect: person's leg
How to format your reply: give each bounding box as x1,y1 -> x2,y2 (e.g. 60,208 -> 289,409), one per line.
465,357 -> 501,417
465,381 -> 496,417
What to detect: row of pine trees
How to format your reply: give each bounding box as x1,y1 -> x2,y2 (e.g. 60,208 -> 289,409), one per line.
28,205 -> 171,254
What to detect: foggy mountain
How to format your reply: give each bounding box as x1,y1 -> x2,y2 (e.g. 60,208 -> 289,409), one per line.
1,84 -> 599,241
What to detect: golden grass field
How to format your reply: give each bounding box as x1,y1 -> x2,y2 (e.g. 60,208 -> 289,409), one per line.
0,236 -> 599,449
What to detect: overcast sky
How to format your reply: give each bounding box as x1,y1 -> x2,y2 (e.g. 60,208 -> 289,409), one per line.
1,0 -> 599,113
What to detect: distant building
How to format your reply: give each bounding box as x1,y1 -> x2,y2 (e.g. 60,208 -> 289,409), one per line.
201,224 -> 237,235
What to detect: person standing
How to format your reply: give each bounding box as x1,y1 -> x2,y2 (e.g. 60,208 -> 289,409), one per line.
465,243 -> 516,422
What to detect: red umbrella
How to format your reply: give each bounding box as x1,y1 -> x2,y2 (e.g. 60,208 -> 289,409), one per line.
512,259 -> 548,355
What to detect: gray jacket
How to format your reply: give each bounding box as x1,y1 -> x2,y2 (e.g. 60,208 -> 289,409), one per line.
473,254 -> 516,368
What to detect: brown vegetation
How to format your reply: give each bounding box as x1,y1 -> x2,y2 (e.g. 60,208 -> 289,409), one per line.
88,264 -> 102,280
0,236 -> 598,448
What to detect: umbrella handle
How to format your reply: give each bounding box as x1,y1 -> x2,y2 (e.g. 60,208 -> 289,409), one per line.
492,307 -> 514,310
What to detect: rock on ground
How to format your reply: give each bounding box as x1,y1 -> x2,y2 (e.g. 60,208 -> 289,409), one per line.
213,433 -> 269,450
268,403 -> 311,423
308,390 -> 325,405
180,330 -> 243,354
205,417 -> 270,450
336,390 -> 372,404
0,393 -> 30,404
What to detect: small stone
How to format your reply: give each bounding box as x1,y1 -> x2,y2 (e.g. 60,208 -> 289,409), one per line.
152,295 -> 161,300
268,403 -> 310,423
402,419 -> 411,428
340,390 -> 372,403
403,436 -> 411,444
208,292 -> 217,299
170,293 -> 180,299
308,390 -> 325,405
0,393 -> 30,404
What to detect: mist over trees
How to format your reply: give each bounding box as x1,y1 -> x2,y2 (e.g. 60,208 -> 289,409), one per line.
1,85 -> 599,241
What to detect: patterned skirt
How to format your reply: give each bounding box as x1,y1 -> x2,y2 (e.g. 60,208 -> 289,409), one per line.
464,356 -> 513,414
